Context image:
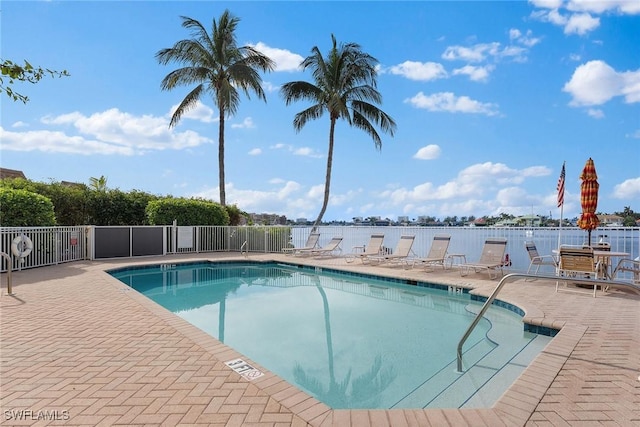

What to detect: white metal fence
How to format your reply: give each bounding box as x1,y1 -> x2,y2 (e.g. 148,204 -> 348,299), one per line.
1,226 -> 88,272
2,225 -> 638,274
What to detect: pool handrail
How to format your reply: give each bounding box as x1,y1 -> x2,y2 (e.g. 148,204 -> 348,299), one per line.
1,252 -> 12,295
456,272 -> 640,373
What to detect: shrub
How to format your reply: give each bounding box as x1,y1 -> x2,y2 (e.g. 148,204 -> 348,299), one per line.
0,187 -> 56,226
146,198 -> 229,226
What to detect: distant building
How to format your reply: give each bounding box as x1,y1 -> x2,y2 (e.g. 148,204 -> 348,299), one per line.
397,216 -> 409,223
295,218 -> 308,224
597,214 -> 624,227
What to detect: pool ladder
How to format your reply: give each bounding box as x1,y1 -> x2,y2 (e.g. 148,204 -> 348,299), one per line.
240,240 -> 248,258
456,272 -> 640,373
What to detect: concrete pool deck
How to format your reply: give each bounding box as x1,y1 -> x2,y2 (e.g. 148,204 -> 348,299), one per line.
1,253 -> 639,426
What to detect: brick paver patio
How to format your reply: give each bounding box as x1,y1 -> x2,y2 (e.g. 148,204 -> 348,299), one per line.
1,253 -> 639,426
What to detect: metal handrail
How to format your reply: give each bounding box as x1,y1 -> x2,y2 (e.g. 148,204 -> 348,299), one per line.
1,252 -> 13,295
456,272 -> 640,373
240,240 -> 248,258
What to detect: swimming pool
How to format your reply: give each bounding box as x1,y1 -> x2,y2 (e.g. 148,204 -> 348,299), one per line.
109,261 -> 552,409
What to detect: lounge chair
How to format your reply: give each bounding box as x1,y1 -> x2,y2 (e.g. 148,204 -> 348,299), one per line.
524,241 -> 557,279
284,232 -> 320,256
304,236 -> 343,258
556,246 -> 603,297
364,235 -> 416,266
411,234 -> 451,271
612,258 -> 640,285
345,233 -> 384,263
460,238 -> 508,279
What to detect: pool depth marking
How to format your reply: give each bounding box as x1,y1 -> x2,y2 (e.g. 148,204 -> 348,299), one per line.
225,359 -> 264,380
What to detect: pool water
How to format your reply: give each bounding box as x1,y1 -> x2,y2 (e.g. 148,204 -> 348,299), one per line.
110,261 -> 551,409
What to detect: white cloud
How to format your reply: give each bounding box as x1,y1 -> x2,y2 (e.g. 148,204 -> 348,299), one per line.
405,92 -> 500,116
250,42 -> 304,72
169,100 -> 217,123
413,144 -> 441,160
612,177 -> 640,199
270,143 -> 323,158
5,107 -> 213,155
388,61 -> 447,81
262,81 -> 279,93
566,0 -> 640,15
442,43 -> 500,62
509,28 -> 541,47
564,12 -> 600,35
563,60 -> 640,106
529,0 -> 640,35
11,121 -> 28,128
248,148 -> 262,155
377,162 -> 552,207
0,126 -> 135,155
452,65 -> 495,82
231,117 -> 255,129
587,108 -> 605,119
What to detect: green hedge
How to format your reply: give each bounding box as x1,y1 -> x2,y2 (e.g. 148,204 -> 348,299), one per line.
0,187 -> 56,226
146,198 -> 229,226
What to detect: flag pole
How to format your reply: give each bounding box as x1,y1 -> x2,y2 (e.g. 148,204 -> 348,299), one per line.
557,161 -> 566,252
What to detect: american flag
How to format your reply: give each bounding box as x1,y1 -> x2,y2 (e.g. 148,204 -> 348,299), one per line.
557,162 -> 565,208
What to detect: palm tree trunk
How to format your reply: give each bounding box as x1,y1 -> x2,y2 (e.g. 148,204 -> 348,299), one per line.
312,118 -> 336,230
218,107 -> 226,206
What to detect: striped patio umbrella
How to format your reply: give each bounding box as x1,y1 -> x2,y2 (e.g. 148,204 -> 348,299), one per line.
577,157 -> 600,245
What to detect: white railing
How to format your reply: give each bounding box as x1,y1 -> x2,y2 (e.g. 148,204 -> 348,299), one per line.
2,225 -> 638,274
1,226 -> 88,272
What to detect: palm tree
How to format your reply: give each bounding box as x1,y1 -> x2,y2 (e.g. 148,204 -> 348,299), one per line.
89,175 -> 108,192
280,34 -> 396,228
156,11 -> 275,206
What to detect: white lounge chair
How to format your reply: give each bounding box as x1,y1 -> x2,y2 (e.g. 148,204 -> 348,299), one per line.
460,238 -> 508,279
284,232 -> 320,256
524,241 -> 557,279
412,234 -> 451,271
304,237 -> 343,258
364,235 -> 416,266
345,233 -> 384,263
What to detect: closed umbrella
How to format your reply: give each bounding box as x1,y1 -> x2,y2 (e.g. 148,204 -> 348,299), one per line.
577,157 -> 600,245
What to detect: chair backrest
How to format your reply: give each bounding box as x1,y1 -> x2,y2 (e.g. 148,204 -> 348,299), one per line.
305,233 -> 320,248
559,246 -> 595,273
478,238 -> 507,264
426,234 -> 451,259
524,241 -> 540,261
364,234 -> 385,255
321,237 -> 343,250
393,235 -> 415,257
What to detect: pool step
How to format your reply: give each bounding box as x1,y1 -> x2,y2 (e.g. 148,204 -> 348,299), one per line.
393,304 -> 552,409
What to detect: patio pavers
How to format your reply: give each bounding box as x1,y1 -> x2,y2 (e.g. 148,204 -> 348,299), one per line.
1,253 -> 639,426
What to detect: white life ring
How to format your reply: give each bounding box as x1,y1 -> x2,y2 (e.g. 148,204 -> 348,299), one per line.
11,234 -> 33,258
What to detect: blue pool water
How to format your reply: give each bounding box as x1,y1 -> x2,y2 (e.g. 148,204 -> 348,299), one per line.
109,261 -> 552,409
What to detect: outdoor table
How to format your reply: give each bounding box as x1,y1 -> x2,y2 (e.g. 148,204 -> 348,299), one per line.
446,254 -> 467,269
593,250 -> 630,280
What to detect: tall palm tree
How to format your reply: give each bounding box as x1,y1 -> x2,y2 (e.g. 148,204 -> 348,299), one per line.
156,11 -> 275,206
280,34 -> 396,228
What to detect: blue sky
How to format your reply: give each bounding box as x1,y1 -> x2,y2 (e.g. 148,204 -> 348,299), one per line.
2,1 -> 639,222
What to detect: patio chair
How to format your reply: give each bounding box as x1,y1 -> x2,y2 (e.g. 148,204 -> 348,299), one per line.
524,241 -> 557,279
345,233 -> 385,263
305,236 -> 343,258
284,232 -> 320,256
363,235 -> 416,266
412,234 -> 451,271
460,238 -> 508,279
556,246 -> 603,297
612,258 -> 640,285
